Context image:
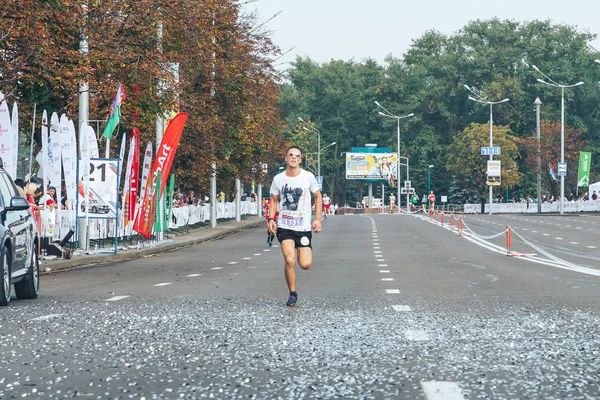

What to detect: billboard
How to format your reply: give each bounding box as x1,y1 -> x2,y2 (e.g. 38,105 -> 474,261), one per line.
345,153 -> 398,180
487,160 -> 501,186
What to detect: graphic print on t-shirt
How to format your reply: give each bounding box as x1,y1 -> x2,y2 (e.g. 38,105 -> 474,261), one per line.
281,184 -> 304,211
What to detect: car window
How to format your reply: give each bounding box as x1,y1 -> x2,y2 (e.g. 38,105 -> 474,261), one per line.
1,174 -> 17,198
0,172 -> 14,207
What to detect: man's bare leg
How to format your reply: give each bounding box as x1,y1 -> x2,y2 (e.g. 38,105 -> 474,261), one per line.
281,240 -> 297,292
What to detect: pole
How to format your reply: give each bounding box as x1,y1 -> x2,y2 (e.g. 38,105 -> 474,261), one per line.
560,86 -> 565,214
317,130 -> 321,178
28,104 -> 36,179
368,183 -> 373,209
381,183 -> 385,214
428,168 -> 431,194
535,97 -> 542,213
396,117 -> 401,213
257,183 -> 262,217
406,157 -> 410,214
210,161 -> 217,227
235,178 -> 241,221
489,103 -> 493,215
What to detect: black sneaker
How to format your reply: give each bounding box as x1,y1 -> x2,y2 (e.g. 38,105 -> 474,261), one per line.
286,293 -> 297,307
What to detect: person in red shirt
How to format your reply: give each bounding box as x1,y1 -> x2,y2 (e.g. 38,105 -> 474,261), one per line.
428,190 -> 436,212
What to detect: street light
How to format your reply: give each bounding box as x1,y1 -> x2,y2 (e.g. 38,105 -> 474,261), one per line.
298,117 -> 323,177
531,65 -> 584,214
428,165 -> 434,194
374,101 -> 414,213
465,84 -> 509,215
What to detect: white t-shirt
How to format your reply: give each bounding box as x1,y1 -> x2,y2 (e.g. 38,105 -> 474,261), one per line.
270,169 -> 319,232
323,195 -> 331,205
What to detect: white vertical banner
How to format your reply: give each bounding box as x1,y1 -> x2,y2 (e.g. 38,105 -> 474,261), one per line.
41,110 -> 49,199
121,136 -> 134,220
49,112 -> 62,238
60,115 -> 77,210
138,142 -> 153,205
10,102 -> 18,178
118,133 -> 126,187
87,126 -> 99,158
0,94 -> 12,171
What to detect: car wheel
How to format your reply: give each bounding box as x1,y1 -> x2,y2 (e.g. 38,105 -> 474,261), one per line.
91,206 -> 97,213
15,242 -> 40,300
0,247 -> 11,306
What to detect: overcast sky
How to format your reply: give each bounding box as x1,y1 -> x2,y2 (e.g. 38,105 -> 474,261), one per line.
241,0 -> 600,68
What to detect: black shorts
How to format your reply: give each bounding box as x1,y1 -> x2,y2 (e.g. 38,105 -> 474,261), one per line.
276,228 -> 312,248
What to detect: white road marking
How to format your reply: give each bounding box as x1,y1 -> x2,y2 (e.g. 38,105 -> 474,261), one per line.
382,278 -> 394,281
570,242 -> 579,245
543,233 -> 550,236
153,282 -> 172,287
380,270 -> 390,273
187,274 -> 201,277
386,289 -> 400,294
30,314 -> 65,321
211,267 -> 222,270
588,246 -> 597,249
392,305 -> 412,312
106,295 -> 131,302
421,381 -> 465,400
378,259 -> 386,262
379,264 -> 388,267
374,246 -> 381,249
555,237 -> 563,240
254,253 -> 262,256
404,330 -> 430,341
374,251 -> 381,254
228,261 -> 239,265
243,257 -> 251,260
264,249 -> 271,252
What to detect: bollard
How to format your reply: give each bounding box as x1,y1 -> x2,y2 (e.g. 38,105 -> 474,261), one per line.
450,214 -> 454,227
458,217 -> 463,235
441,212 -> 445,225
506,226 -> 512,255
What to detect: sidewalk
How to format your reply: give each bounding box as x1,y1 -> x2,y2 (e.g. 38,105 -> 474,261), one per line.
41,216 -> 264,273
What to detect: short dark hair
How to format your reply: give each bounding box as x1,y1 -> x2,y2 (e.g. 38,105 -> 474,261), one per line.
286,146 -> 302,155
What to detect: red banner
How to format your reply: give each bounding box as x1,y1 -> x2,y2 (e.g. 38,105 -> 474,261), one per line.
137,113 -> 188,238
129,128 -> 140,221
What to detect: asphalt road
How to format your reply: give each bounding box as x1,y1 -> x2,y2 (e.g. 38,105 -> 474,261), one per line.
1,213 -> 599,399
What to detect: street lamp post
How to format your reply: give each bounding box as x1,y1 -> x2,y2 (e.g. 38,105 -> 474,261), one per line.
374,101 -> 414,213
465,85 -> 509,215
298,117 -> 322,177
531,65 -> 584,215
428,165 -> 433,194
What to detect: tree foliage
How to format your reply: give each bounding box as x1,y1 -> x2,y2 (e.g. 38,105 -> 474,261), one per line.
0,0 -> 285,194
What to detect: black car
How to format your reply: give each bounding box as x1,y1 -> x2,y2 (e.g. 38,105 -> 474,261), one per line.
0,161 -> 40,306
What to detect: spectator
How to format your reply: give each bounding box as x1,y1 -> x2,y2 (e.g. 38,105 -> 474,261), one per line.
592,191 -> 598,201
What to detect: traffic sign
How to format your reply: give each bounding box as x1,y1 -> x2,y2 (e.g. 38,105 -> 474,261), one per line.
404,180 -> 411,189
481,146 -> 501,156
401,188 -> 415,194
557,162 -> 567,177
316,175 -> 323,191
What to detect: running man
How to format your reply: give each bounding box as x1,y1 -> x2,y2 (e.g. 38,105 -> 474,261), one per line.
322,193 -> 331,216
428,190 -> 436,212
268,146 -> 322,307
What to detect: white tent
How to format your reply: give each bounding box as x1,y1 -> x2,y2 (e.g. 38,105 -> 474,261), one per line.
588,181 -> 600,197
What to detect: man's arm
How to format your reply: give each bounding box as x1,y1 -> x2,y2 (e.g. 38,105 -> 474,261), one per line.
312,191 -> 322,232
268,194 -> 278,234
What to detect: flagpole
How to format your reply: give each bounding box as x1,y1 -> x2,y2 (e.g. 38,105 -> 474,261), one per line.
29,104 -> 36,179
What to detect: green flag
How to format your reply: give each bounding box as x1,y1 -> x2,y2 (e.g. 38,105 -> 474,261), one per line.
154,171 -> 162,233
102,83 -> 126,139
166,173 -> 175,228
577,151 -> 592,187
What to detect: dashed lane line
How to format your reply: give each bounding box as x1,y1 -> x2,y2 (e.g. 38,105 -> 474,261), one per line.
392,305 -> 412,312
106,295 -> 131,301
187,274 -> 201,277
421,381 -> 465,400
404,330 -> 430,341
386,289 -> 400,294
153,282 -> 172,287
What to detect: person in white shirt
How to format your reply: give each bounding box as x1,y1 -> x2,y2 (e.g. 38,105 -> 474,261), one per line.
322,193 -> 331,215
268,146 -> 322,307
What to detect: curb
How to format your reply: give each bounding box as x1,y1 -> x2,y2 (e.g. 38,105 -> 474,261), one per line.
41,217 -> 264,273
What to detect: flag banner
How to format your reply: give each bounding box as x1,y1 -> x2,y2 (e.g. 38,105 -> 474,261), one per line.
87,126 -> 99,158
549,162 -> 557,181
137,113 -> 188,238
0,94 -> 12,172
10,102 -> 18,178
577,151 -> 592,188
132,141 -> 152,235
154,171 -> 162,233
77,159 -> 119,219
118,133 -> 126,187
64,119 -> 78,210
129,129 -> 140,222
121,136 -> 134,226
41,110 -> 49,198
48,112 -> 62,199
102,82 -> 126,140
60,115 -> 77,211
